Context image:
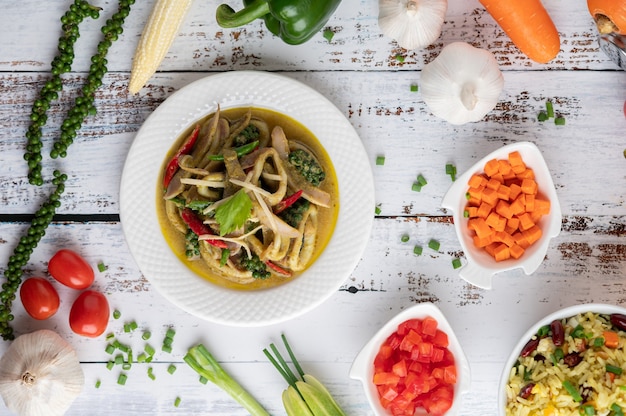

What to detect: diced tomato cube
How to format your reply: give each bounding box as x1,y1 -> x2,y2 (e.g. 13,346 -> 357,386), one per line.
432,329 -> 449,347
431,367 -> 444,380
421,316 -> 438,337
443,365 -> 457,384
398,318 -> 422,336
431,347 -> 445,363
408,360 -> 423,373
419,341 -> 433,359
373,372 -> 401,385
392,359 -> 408,377
386,333 -> 402,350
422,385 -> 454,416
380,385 -> 399,402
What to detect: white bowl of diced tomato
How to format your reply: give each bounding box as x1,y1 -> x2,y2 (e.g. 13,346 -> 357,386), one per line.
441,141 -> 562,290
350,302 -> 471,416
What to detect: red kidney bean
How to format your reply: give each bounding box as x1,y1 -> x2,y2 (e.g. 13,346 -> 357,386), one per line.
550,319 -> 565,346
519,383 -> 535,399
611,314 -> 626,332
520,337 -> 540,357
563,352 -> 582,368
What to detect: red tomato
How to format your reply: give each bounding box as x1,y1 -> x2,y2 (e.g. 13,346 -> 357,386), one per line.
69,290 -> 109,337
48,249 -> 94,290
373,317 -> 457,416
19,277 -> 60,320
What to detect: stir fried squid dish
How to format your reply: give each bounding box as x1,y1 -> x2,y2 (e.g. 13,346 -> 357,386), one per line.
157,106 -> 339,290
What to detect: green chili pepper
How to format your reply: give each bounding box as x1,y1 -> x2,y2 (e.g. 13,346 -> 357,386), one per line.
208,140 -> 260,161
215,0 -> 342,45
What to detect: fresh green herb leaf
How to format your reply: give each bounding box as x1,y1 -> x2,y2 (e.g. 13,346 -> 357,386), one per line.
214,189 -> 253,236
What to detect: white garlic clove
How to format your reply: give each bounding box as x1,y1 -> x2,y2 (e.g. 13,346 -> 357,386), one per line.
420,42 -> 504,125
0,329 -> 84,416
378,0 -> 448,50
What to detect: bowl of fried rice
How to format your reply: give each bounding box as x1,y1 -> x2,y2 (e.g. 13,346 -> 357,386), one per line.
499,303 -> 626,415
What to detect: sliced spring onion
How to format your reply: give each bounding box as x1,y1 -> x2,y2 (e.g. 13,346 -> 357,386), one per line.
410,83 -> 418,92
537,111 -> 548,122
555,116 -> 566,125
144,344 -> 156,356
105,344 -> 115,354
395,54 -> 405,62
97,262 -> 107,272
115,354 -> 124,365
417,174 -> 427,186
413,245 -> 423,256
593,337 -> 605,347
199,376 -> 208,384
401,234 -> 409,243
113,310 -> 121,319
323,29 -> 334,42
95,380 -> 101,388
168,364 -> 177,374
428,239 -> 440,251
562,380 -> 582,402
375,155 -> 385,166
581,404 -> 595,416
106,360 -> 115,370
445,163 -> 457,181
142,331 -> 151,340
537,325 -> 550,337
452,258 -> 462,269
375,205 -> 381,215
607,364 -> 623,375
137,353 -> 147,363
106,332 -> 115,341
463,210 -> 469,218
174,397 -> 182,407
546,101 -> 554,118
147,367 -> 156,381
117,373 -> 128,386
411,182 -> 422,192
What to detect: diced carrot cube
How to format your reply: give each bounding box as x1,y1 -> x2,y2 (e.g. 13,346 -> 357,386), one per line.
525,194 -> 535,211
509,243 -> 525,259
534,198 -> 551,215
485,212 -> 504,231
467,186 -> 484,201
486,177 -> 501,191
513,232 -> 530,249
468,174 -> 487,188
493,243 -> 511,262
473,234 -> 493,248
531,210 -> 544,223
507,216 -> 520,230
517,168 -> 535,180
467,195 -> 481,206
510,195 -> 526,216
495,231 -> 515,247
508,151 -> 524,168
471,218 -> 492,239
522,225 -> 542,244
477,202 -> 493,219
484,242 -> 500,257
498,159 -> 512,175
495,199 -> 513,219
481,187 -> 498,206
497,184 -> 511,201
484,158 -> 500,176
521,178 -> 538,195
491,172 -> 504,183
509,183 -> 522,200
466,206 -> 479,218
517,212 -> 535,231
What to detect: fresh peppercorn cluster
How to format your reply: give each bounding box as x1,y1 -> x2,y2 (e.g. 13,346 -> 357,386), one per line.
1,0 -> 135,340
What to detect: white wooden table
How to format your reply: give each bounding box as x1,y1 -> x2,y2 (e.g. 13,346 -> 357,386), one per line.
0,0 -> 625,415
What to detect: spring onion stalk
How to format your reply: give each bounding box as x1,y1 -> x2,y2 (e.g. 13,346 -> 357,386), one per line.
184,345 -> 270,416
264,334 -> 346,416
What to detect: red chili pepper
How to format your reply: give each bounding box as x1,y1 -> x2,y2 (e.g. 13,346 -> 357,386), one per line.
180,208 -> 227,249
163,124 -> 200,189
273,190 -> 303,214
265,260 -> 292,277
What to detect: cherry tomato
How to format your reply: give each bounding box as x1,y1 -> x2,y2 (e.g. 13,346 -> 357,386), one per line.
69,290 -> 110,337
19,277 -> 60,320
48,249 -> 94,290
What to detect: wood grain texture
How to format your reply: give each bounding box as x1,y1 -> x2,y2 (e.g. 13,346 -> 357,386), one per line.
0,0 -> 624,415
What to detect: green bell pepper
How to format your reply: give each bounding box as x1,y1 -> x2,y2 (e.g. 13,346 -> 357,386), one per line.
216,0 -> 342,45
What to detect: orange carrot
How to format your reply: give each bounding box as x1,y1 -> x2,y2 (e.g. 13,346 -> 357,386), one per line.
603,330 -> 620,348
588,0 -> 626,35
479,0 -> 560,64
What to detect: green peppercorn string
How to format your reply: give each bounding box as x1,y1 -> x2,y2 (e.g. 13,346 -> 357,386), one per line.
1,0 -> 135,340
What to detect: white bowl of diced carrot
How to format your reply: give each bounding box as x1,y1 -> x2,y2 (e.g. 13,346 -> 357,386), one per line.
441,142 -> 562,290
349,302 -> 471,416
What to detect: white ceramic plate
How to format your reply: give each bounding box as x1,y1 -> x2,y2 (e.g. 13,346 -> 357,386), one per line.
119,71 -> 375,326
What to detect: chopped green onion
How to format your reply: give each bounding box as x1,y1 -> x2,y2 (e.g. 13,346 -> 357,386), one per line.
144,344 -> 155,356
114,354 -> 124,365
199,376 -> 208,384
395,54 -> 405,62
413,245 -> 423,256
401,234 -> 409,243
581,404 -> 595,415
593,337 -> 605,347
611,403 -> 624,416
147,367 -> 156,381
124,323 -> 131,333
428,239 -> 440,251
445,163 -> 457,181
145,356 -> 153,363
163,337 -> 173,347
166,328 -> 176,338
97,262 -> 107,272
410,83 -> 418,92
106,360 -> 115,370
174,397 -> 182,407
168,364 -> 177,374
142,331 -> 151,340
555,116 -> 566,125
537,111 -> 548,122
375,205 -> 381,215
117,342 -> 130,353
551,348 -> 564,364
607,364 -> 623,375
537,325 -> 550,337
417,174 -> 427,186
113,310 -> 121,319
546,101 -> 554,118
105,332 -> 115,341
129,321 -> 138,331
375,155 -> 385,166
323,29 -> 334,42
463,210 -> 469,218
122,363 -> 132,370
562,380 -> 582,402
162,345 -> 172,353
95,380 -> 101,388
452,258 -> 462,269
220,248 -> 230,267
465,192 -> 471,200
117,373 -> 127,386
105,344 -> 115,354
571,324 -> 585,338
411,182 -> 422,192
137,353 -> 147,363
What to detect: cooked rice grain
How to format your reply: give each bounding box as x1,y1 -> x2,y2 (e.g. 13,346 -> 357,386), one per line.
506,312 -> 626,415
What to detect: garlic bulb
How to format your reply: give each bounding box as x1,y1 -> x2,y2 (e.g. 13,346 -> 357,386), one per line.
378,0 -> 448,50
420,42 -> 504,125
0,329 -> 84,416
